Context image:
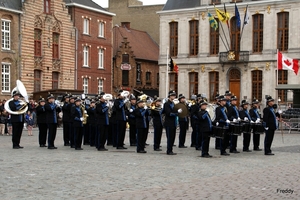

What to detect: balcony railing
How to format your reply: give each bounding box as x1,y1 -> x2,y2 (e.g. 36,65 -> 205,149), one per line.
219,51 -> 250,64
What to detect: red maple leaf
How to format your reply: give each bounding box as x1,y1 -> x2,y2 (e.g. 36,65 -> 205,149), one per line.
284,59 -> 292,66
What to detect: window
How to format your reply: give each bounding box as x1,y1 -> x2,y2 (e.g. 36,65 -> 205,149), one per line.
146,72 -> 151,86
253,14 -> 264,53
230,17 -> 240,53
99,22 -> 105,37
209,72 -> 219,101
189,20 -> 199,56
252,70 -> 262,101
189,72 -> 198,97
1,20 -> 10,50
83,18 -> 89,34
122,70 -> 129,86
169,72 -> 178,94
52,33 -> 59,59
52,72 -> 59,89
169,22 -> 178,57
122,54 -> 129,63
34,70 -> 41,92
34,29 -> 42,56
1,63 -> 10,92
210,18 -> 219,55
277,12 -> 289,51
136,63 -> 141,84
98,49 -> 104,69
44,0 -> 51,14
211,0 -> 221,4
83,46 -> 89,67
83,78 -> 88,94
156,73 -> 159,87
278,70 -> 288,102
98,79 -> 104,94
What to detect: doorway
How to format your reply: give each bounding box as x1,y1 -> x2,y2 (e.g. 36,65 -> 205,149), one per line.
229,68 -> 241,106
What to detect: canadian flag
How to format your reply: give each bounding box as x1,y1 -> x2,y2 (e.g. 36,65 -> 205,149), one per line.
278,51 -> 299,75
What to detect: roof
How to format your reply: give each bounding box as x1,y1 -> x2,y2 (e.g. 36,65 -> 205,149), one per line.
64,0 -> 115,16
275,84 -> 300,90
0,0 -> 22,12
114,26 -> 159,62
162,0 -> 200,11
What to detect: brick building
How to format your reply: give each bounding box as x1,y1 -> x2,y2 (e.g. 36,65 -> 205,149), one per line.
0,1 -> 22,99
113,22 -> 159,97
21,0 -> 75,96
64,0 -> 115,95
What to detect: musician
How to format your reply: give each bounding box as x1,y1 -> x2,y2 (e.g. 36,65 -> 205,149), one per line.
227,95 -> 241,153
178,94 -> 189,148
190,94 -> 201,148
61,94 -> 71,146
263,96 -> 278,156
164,90 -> 180,155
45,94 -> 61,149
214,94 -> 221,150
71,97 -> 84,150
135,98 -> 149,153
82,97 -> 90,145
9,91 -> 25,149
67,95 -> 76,148
87,99 -> 97,147
96,94 -> 109,151
114,90 -> 127,149
151,97 -> 163,151
215,95 -> 230,156
224,91 -> 232,109
126,94 -> 137,146
239,100 -> 252,152
36,97 -> 47,147
249,99 -> 262,151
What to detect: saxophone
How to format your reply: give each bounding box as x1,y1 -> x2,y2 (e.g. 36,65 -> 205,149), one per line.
81,105 -> 89,125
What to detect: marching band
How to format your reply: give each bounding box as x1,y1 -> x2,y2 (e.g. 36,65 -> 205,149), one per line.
5,80 -> 281,157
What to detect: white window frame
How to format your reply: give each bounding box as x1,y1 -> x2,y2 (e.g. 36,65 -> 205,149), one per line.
98,79 -> 104,94
98,49 -> 104,69
2,19 -> 11,50
99,22 -> 105,37
1,63 -> 10,92
83,18 -> 89,34
83,78 -> 88,94
83,46 -> 89,67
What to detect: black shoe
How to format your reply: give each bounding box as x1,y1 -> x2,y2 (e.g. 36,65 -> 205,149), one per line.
64,143 -> 70,146
137,150 -> 147,153
230,150 -> 240,153
173,145 -> 176,147
265,152 -> 274,155
243,150 -> 252,152
116,146 -> 127,149
195,148 -> 201,151
254,148 -> 262,151
71,145 -> 75,148
18,146 -> 24,149
201,154 -> 212,158
40,144 -> 47,147
145,143 -> 149,146
221,152 -> 230,156
48,146 -> 57,149
178,146 -> 187,148
75,148 -> 83,150
190,144 -> 196,147
154,148 -> 162,151
13,146 -> 20,149
98,148 -> 108,151
167,152 -> 177,155
215,147 -> 220,150
130,144 -> 136,146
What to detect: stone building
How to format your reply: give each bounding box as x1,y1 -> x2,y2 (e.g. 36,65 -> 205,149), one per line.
158,0 -> 300,108
21,0 -> 75,95
0,1 -> 22,99
108,0 -> 163,44
64,0 -> 115,95
113,22 -> 159,97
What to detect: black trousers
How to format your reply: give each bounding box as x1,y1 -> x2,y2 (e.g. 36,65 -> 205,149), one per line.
201,131 -> 211,156
153,123 -> 163,150
191,122 -> 197,146
215,138 -> 221,149
69,123 -> 75,147
179,121 -> 188,147
264,129 -> 275,154
116,120 -> 126,148
195,125 -> 202,150
220,131 -> 230,154
230,135 -> 238,151
137,128 -> 147,152
165,126 -> 176,154
129,122 -> 136,145
74,127 -> 83,149
5,122 -> 8,134
89,124 -> 97,147
47,123 -> 57,147
243,133 -> 251,151
98,124 -> 108,149
253,132 -> 261,149
112,121 -> 117,147
12,122 -> 23,147
107,123 -> 113,145
83,124 -> 89,144
38,123 -> 48,145
63,122 -> 70,145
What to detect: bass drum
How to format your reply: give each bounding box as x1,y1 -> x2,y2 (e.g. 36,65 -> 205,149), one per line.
206,104 -> 216,121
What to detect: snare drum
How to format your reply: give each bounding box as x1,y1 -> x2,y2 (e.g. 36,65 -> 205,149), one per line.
212,126 -> 227,139
253,123 -> 265,134
242,123 -> 252,134
229,123 -> 243,136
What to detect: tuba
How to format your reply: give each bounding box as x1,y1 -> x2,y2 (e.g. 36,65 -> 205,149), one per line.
103,94 -> 113,101
206,103 -> 216,121
4,80 -> 29,115
121,90 -> 130,98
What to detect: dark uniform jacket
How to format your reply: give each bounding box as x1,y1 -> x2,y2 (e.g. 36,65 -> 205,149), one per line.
71,105 -> 83,128
239,108 -> 251,121
126,104 -> 136,125
215,105 -> 229,127
114,98 -> 126,121
62,102 -> 71,123
190,103 -> 200,125
135,107 -> 149,129
96,101 -> 109,125
263,106 -> 278,130
163,99 -> 178,127
249,107 -> 261,121
36,105 -> 47,124
8,99 -> 24,123
45,102 -> 61,124
227,105 -> 240,121
151,107 -> 163,126
198,109 -> 213,132
87,106 -> 96,125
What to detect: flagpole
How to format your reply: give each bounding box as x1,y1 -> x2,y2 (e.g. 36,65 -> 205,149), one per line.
240,5 -> 248,44
166,47 -> 169,98
219,21 -> 230,50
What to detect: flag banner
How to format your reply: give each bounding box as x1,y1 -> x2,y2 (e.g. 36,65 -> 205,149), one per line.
243,5 -> 250,25
235,3 -> 241,29
208,12 -> 218,31
215,8 -> 230,23
278,51 -> 299,75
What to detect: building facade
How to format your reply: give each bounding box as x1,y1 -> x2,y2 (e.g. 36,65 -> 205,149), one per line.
158,0 -> 300,108
113,22 -> 159,97
0,1 -> 22,99
21,0 -> 75,96
65,0 -> 115,95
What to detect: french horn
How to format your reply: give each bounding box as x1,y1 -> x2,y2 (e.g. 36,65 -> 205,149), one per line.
4,80 -> 29,115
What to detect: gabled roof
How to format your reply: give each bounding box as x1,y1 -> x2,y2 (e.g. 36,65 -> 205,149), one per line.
163,0 -> 200,11
114,26 -> 159,62
0,0 -> 22,13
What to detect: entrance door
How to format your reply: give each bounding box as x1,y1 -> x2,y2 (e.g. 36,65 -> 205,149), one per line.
229,69 -> 241,106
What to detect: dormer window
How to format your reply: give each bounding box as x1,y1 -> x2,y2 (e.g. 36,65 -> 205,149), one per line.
44,0 -> 51,14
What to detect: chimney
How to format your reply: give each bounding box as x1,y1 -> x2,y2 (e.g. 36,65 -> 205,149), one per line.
121,22 -> 130,30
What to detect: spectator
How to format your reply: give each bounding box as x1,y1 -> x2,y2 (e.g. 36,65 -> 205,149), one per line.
25,111 -> 34,136
0,110 -> 7,135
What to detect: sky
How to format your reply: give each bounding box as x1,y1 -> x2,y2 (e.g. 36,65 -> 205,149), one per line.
93,0 -> 167,8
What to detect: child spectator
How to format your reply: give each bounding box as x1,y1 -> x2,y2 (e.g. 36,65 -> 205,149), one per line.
25,111 -> 34,136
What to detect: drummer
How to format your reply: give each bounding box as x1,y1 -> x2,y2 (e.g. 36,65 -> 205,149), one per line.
249,99 -> 262,151
239,100 -> 252,152
227,95 -> 241,154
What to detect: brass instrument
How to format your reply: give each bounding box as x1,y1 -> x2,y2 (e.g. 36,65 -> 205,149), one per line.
103,94 -> 113,101
206,103 -> 216,121
80,95 -> 89,125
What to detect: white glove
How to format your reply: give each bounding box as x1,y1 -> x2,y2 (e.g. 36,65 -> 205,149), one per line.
144,106 -> 148,110
129,109 -> 133,113
244,117 -> 249,121
226,119 -> 230,123
250,120 -> 254,123
278,109 -> 283,114
216,122 -> 219,126
178,108 -> 182,113
19,102 -> 25,105
124,99 -> 128,103
233,119 -> 237,123
188,103 -> 192,107
265,127 -> 269,130
80,117 -> 84,121
237,117 -> 241,121
84,110 -> 87,114
256,119 -> 261,123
